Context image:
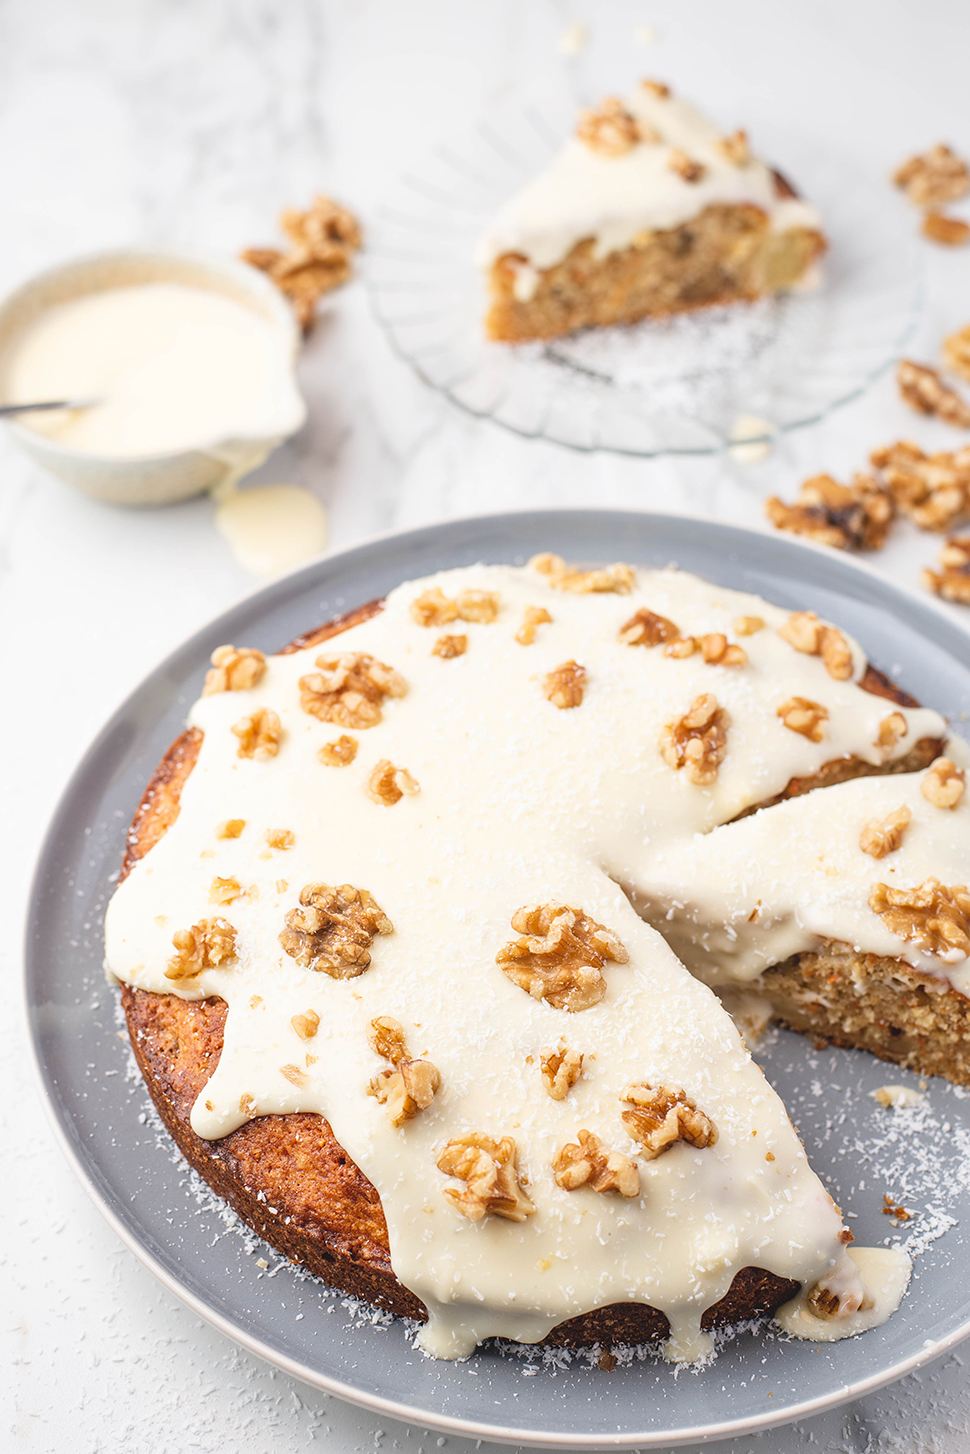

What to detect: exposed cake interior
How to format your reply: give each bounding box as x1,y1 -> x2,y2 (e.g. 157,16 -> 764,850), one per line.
104,559 -> 955,1360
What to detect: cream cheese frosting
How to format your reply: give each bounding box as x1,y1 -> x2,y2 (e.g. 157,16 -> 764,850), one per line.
103,561 -> 934,1360
476,86 -> 821,285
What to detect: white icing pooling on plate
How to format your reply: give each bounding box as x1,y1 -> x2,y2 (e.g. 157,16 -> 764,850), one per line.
476,87 -> 821,282
103,563 -> 938,1360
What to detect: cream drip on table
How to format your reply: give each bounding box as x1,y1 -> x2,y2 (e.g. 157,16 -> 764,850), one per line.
103,561 -> 935,1361
3,282 -> 294,458
477,85 -> 821,297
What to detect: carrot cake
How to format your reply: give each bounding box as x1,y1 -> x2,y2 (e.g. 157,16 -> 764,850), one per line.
478,82 -> 826,342
105,557 -> 962,1362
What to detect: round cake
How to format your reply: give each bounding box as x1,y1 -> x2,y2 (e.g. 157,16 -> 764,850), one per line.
105,555 -> 967,1361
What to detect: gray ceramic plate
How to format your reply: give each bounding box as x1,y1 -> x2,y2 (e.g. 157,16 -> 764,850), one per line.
25,510 -> 970,1449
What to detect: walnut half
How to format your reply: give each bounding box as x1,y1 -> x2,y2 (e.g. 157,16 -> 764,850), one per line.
299,652 -> 407,730
232,708 -> 282,760
166,918 -> 237,981
766,474 -> 894,552
870,878 -> 970,957
660,693 -> 729,785
530,552 -> 635,595
871,440 -> 970,532
777,611 -> 854,681
203,644 -> 267,695
619,1083 -> 718,1159
776,696 -> 829,743
576,98 -> 641,157
540,1043 -> 584,1099
552,1130 -> 640,1197
893,144 -> 970,208
923,537 -> 970,604
497,904 -> 629,1012
280,882 -> 393,976
898,360 -> 970,429
543,660 -> 587,709
437,1134 -> 535,1222
860,805 -> 911,859
921,757 -> 966,809
619,608 -> 680,647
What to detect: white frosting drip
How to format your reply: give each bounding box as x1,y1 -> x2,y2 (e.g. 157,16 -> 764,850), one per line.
477,88 -> 821,281
103,563 -> 938,1359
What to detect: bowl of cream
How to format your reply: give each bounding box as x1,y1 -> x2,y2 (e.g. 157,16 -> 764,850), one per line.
0,248 -> 307,506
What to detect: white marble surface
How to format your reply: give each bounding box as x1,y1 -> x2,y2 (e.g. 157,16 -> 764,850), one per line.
6,1 -> 970,1450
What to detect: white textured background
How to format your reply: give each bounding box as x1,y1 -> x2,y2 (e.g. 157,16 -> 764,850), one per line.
5,2 -> 970,1450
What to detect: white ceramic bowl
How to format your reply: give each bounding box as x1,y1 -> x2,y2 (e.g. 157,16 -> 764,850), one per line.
0,248 -> 307,507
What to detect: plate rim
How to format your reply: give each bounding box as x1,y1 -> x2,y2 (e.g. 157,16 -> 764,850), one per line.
24,506 -> 970,1450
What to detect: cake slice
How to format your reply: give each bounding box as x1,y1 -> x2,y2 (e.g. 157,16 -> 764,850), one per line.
478,82 -> 826,342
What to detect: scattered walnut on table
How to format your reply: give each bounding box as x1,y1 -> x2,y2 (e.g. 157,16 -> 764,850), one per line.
299,652 -> 407,729
619,607 -> 680,647
529,552 -> 635,594
437,1133 -> 535,1222
922,213 -> 970,246
893,144 -> 970,208
410,587 -> 500,626
897,360 -> 970,429
923,536 -> 970,603
367,1017 -> 440,1126
870,877 -> 970,957
515,605 -> 552,645
875,711 -> 908,758
291,1010 -> 320,1040
716,129 -> 749,166
432,633 -> 467,658
619,1083 -> 718,1159
777,611 -> 854,680
944,324 -> 970,383
241,194 -> 362,332
921,756 -> 966,809
497,903 -> 629,1012
232,707 -> 282,760
543,660 -> 587,709
552,1129 -> 640,1197
765,473 -> 895,551
318,735 -> 358,766
860,805 -> 912,859
540,1042 -> 584,1100
203,645 -> 267,695
576,97 -> 642,156
279,882 -> 393,976
367,759 -> 420,806
776,695 -> 829,743
166,917 -> 237,981
871,440 -> 970,532
668,148 -> 705,182
660,693 -> 729,785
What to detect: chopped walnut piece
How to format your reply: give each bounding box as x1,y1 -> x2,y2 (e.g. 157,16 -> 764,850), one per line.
437,1133 -> 535,1222
875,712 -> 908,758
870,877 -> 970,957
734,615 -> 765,636
540,1043 -> 584,1100
515,605 -> 552,645
280,1063 -> 309,1088
923,536 -> 970,603
777,611 -> 854,680
367,1018 -> 440,1125
619,607 -> 680,646
944,324 -> 970,383
700,633 -> 747,667
893,144 -> 970,208
871,439 -> 970,531
432,633 -> 467,659
280,882 -> 393,976
410,587 -> 500,627
776,696 -> 829,743
166,918 -> 237,981
543,660 -> 587,709
898,360 -> 970,429
216,818 -> 246,839
241,194 -> 362,332
766,473 -> 895,551
299,652 -> 407,730
923,213 -> 970,246
668,148 -> 705,183
367,1015 -> 409,1066
576,97 -> 641,157
497,904 -> 629,1012
232,707 -> 282,761
660,693 -> 729,785
552,1129 -> 640,1197
619,1083 -> 718,1159
291,1010 -> 320,1040
716,130 -> 749,166
239,1093 -> 256,1116
367,759 -> 420,806
806,1274 -> 873,1320
860,805 -> 912,859
921,756 -> 966,809
640,79 -> 670,98
318,735 -> 358,766
203,645 -> 267,695
530,552 -> 635,594
265,828 -> 295,850
882,1193 -> 913,1221
209,876 -> 244,905
663,635 -> 696,659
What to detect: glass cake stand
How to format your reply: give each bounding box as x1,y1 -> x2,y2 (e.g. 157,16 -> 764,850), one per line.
367,101 -> 924,456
